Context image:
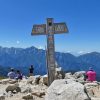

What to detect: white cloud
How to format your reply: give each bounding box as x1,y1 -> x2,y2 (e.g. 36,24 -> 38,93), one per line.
78,51 -> 90,55
78,51 -> 85,54
37,46 -> 44,50
67,51 -> 71,53
16,41 -> 20,44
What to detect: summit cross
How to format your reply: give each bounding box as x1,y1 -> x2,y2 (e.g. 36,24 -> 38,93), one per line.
31,18 -> 68,85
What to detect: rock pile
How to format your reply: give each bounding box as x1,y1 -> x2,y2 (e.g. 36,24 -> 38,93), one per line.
45,71 -> 100,100
0,71 -> 100,100
0,75 -> 48,100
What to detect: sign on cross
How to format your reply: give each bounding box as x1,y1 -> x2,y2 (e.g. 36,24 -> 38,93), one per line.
31,18 -> 68,85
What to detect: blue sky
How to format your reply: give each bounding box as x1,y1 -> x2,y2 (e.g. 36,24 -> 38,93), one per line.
0,0 -> 100,53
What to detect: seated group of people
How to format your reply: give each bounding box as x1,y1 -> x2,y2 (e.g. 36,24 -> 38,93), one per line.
7,66 -> 96,82
7,68 -> 23,80
7,65 -> 34,80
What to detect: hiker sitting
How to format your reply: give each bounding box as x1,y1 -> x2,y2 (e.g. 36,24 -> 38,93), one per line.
7,68 -> 16,79
86,67 -> 96,82
15,70 -> 23,80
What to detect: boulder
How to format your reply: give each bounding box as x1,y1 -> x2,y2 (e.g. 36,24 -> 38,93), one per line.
0,81 -> 2,84
21,86 -> 32,93
22,93 -> 33,100
84,82 -> 98,88
91,97 -> 100,100
8,80 -> 18,84
73,71 -> 86,79
39,75 -> 48,85
0,79 -> 11,84
55,72 -> 62,79
27,83 -> 48,99
27,76 -> 35,84
7,91 -> 13,97
32,91 -> 45,98
19,79 -> 32,93
73,71 -> 86,84
45,79 -> 89,100
34,75 -> 41,85
27,75 -> 41,85
85,82 -> 100,99
0,94 -> 5,100
0,79 -> 18,85
55,67 -> 62,72
64,73 -> 76,81
6,83 -> 21,93
55,67 -> 65,79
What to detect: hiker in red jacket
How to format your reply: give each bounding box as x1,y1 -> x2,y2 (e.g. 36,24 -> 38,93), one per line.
86,67 -> 96,82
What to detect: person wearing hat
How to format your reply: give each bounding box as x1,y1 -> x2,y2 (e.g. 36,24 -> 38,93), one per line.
7,68 -> 16,79
86,67 -> 96,82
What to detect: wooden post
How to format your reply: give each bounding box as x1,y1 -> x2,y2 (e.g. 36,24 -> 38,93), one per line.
31,18 -> 68,85
46,18 -> 55,85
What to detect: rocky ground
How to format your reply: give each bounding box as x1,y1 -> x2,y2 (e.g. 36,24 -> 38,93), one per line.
0,71 -> 100,100
45,71 -> 100,100
0,75 -> 48,100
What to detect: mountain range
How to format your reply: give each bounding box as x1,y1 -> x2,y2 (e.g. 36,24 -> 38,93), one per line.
0,46 -> 100,80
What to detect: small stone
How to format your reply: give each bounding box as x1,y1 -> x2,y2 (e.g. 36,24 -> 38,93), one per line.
22,93 -> 33,100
